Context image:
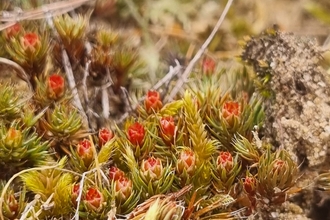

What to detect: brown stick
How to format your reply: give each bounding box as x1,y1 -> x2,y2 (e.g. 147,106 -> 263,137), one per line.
165,0 -> 235,102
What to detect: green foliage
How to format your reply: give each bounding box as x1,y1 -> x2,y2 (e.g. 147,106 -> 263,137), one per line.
233,134 -> 261,163
0,84 -> 22,122
0,1 -> 304,219
124,147 -> 174,200
5,30 -> 50,78
40,103 -> 82,138
211,154 -> 241,192
0,181 -> 26,220
0,122 -> 50,179
257,148 -> 298,205
182,91 -> 217,162
20,157 -> 74,217
304,2 -> 330,25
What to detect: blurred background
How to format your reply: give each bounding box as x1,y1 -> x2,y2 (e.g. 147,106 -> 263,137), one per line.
1,0 -> 330,86
2,0 -> 329,55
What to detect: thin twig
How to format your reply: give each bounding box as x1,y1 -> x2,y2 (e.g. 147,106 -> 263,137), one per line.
121,86 -> 134,113
152,60 -> 182,91
82,49 -> 91,105
0,21 -> 16,32
73,169 -> 93,220
42,7 -> 88,125
90,135 -> 102,187
19,194 -> 41,220
165,0 -> 234,102
0,57 -> 32,90
0,0 -> 95,31
72,164 -> 108,220
102,86 -> 110,119
0,0 -> 93,21
39,193 -> 55,211
117,61 -> 182,123
101,68 -> 113,119
61,46 -> 88,119
0,165 -> 59,220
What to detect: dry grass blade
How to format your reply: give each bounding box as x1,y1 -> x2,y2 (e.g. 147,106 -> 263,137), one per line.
0,0 -> 95,31
126,184 -> 192,219
0,165 -> 60,220
0,21 -> 16,31
165,0 -> 234,102
0,57 -> 32,90
117,61 -> 182,123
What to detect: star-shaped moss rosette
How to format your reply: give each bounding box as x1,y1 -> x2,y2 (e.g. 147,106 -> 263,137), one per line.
71,182 -> 116,219
144,90 -> 163,115
34,73 -> 70,108
240,170 -> 257,213
69,139 -> 95,172
205,96 -> 263,150
115,118 -> 156,162
0,122 -> 50,179
158,116 -> 176,146
211,151 -> 241,193
53,14 -> 88,64
173,147 -> 213,198
256,148 -> 298,206
20,157 -> 73,217
108,168 -> 140,214
38,103 -> 90,155
68,135 -> 115,172
315,172 -> 330,192
0,22 -> 22,57
111,48 -> 137,79
5,30 -> 50,88
0,1 -> 310,217
89,29 -> 119,77
233,134 -> 261,164
39,103 -> 83,139
126,185 -> 202,220
124,147 -> 174,200
96,127 -> 111,144
168,92 -> 217,200
0,84 -> 23,123
77,186 -> 114,219
189,69 -> 264,151
2,23 -> 22,40
176,147 -> 196,178
0,181 -> 26,220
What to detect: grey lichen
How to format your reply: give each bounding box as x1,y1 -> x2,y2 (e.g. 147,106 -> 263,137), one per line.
242,28 -> 330,167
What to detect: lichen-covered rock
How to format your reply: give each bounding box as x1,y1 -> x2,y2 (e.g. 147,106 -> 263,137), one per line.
241,28 -> 330,167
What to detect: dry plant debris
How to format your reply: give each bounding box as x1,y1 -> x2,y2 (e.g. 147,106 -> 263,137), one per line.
0,0 -> 330,220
